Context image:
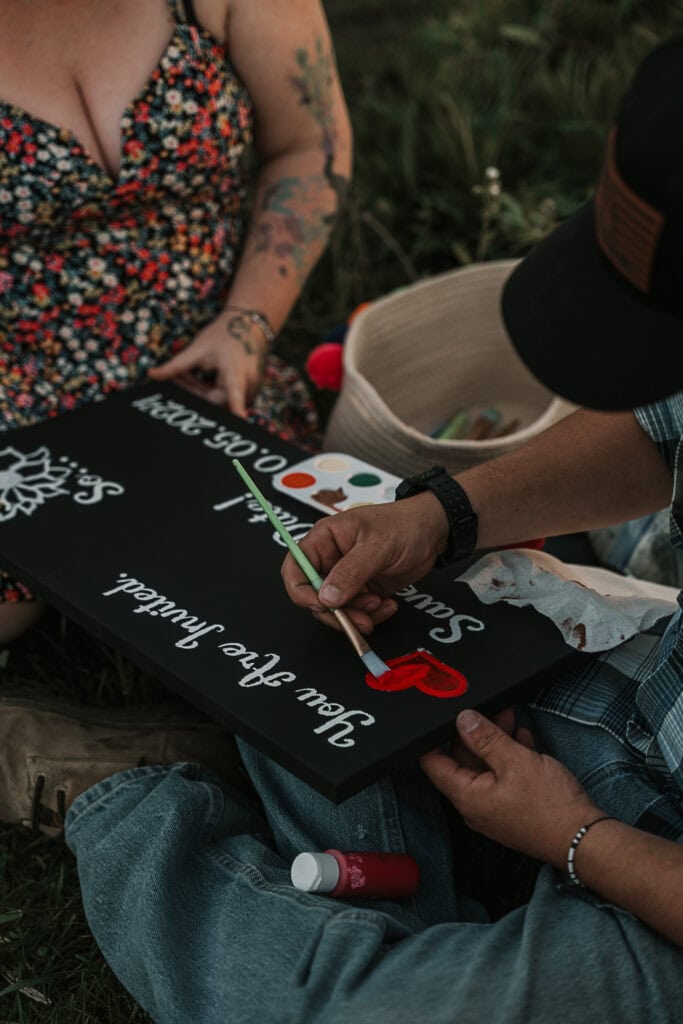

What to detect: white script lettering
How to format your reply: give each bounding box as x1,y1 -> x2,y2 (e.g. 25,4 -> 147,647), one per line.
218,642 -> 296,688
102,573 -> 224,650
396,584 -> 485,644
295,688 -> 376,748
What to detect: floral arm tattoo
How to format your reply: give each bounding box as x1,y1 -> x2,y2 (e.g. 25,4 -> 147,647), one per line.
243,38 -> 350,286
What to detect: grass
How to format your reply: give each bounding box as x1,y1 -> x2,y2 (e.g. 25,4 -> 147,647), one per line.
0,612 -> 166,1023
0,830 -> 151,1023
3,0 -> 683,1018
289,0 -> 683,360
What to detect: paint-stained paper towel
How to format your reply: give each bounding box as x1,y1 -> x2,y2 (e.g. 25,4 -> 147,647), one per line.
459,549 -> 679,652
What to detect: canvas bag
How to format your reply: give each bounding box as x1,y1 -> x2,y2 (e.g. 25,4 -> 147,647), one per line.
324,260 -> 573,477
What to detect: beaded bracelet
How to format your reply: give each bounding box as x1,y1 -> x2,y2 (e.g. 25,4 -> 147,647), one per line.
225,307 -> 276,347
567,816 -> 617,887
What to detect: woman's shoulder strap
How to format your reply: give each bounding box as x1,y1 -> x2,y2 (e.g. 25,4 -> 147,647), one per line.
167,0 -> 200,27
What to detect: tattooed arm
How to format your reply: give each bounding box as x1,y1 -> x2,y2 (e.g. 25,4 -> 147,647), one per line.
150,0 -> 352,416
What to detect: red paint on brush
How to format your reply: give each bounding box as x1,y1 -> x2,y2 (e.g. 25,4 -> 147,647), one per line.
365,651 -> 469,699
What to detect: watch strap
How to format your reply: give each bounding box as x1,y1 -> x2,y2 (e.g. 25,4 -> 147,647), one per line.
395,466 -> 478,566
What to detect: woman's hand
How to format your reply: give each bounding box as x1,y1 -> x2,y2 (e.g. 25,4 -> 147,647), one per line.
151,1 -> 352,420
421,709 -> 602,868
148,310 -> 269,417
281,492 -> 450,634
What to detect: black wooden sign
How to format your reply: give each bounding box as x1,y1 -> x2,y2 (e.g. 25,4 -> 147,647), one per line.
0,383 -> 582,800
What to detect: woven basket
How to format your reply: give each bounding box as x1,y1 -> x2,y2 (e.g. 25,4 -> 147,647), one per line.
323,260 -> 573,477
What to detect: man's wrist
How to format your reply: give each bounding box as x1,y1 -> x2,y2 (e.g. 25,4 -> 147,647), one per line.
564,812 -> 619,883
395,467 -> 478,566
546,802 -> 606,873
413,490 -> 451,562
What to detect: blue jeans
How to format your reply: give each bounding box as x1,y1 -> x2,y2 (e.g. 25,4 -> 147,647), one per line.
65,713 -> 683,1024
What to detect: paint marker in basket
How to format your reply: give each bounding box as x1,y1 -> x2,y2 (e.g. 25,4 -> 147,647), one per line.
466,407 -> 501,440
291,848 -> 420,899
436,409 -> 470,440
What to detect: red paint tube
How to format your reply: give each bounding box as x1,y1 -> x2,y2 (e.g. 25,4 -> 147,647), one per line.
290,849 -> 420,899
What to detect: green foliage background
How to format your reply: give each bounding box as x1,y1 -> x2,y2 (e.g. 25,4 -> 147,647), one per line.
288,0 -> 683,347
3,1 -> 683,1019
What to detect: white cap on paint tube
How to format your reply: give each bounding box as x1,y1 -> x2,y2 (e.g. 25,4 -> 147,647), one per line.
290,852 -> 340,893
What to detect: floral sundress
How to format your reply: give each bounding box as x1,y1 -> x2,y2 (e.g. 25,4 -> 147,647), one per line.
0,0 -> 318,603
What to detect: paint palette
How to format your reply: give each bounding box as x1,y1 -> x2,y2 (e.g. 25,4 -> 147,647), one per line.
272,453 -> 402,516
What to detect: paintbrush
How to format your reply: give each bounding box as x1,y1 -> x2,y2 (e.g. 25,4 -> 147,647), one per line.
232,459 -> 390,679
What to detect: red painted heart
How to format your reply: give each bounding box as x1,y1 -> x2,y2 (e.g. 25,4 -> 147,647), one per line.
365,650 -> 469,699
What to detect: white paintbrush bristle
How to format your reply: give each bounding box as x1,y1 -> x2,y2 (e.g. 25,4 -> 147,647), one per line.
360,649 -> 391,679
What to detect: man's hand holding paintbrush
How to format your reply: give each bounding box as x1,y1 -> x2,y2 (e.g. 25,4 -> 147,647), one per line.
282,408 -> 671,634
282,490 -> 448,635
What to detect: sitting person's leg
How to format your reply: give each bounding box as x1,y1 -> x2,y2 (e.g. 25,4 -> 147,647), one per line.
0,571 -> 44,644
65,740 -> 683,1024
0,688 -> 248,835
589,510 -> 683,587
0,598 -> 44,644
233,738 -> 462,929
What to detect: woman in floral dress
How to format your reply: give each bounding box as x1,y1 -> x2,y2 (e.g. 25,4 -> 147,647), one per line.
0,0 -> 352,641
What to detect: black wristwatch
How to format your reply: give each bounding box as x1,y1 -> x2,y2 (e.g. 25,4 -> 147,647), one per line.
395,466 -> 478,566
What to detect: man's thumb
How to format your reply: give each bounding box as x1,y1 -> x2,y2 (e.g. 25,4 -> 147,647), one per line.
455,710 -> 512,771
318,548 -> 381,608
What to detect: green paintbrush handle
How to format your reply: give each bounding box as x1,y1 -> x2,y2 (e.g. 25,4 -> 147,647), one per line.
233,461 -> 383,672
232,459 -> 325,592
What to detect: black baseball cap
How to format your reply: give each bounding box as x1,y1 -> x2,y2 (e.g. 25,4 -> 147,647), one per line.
501,37 -> 683,411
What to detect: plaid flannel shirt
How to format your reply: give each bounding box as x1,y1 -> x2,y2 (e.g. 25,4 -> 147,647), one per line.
529,391 -> 683,840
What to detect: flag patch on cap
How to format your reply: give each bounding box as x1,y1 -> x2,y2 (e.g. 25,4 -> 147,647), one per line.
595,129 -> 665,293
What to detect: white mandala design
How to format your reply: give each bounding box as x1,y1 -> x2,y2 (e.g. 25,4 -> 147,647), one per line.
0,446 -> 72,521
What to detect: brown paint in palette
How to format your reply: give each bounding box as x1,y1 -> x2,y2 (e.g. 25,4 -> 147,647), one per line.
273,453 -> 401,516
311,487 -> 347,511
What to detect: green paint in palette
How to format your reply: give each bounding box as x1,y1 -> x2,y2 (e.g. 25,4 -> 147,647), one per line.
348,472 -> 381,487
